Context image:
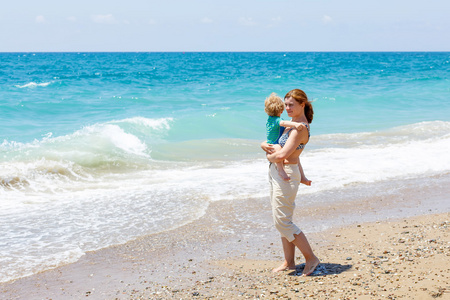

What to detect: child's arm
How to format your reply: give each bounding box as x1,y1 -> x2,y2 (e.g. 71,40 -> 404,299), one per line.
280,120 -> 306,131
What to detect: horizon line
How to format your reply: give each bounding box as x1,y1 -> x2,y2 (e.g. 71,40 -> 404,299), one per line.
1,50 -> 449,54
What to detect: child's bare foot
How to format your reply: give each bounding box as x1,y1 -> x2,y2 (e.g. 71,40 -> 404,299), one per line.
301,178 -> 312,186
302,256 -> 320,276
272,262 -> 296,273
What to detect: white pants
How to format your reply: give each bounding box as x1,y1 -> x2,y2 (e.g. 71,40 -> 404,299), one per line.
269,163 -> 302,242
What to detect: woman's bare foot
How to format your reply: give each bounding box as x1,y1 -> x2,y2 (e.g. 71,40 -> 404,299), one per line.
301,177 -> 312,186
301,256 -> 320,276
272,262 -> 296,273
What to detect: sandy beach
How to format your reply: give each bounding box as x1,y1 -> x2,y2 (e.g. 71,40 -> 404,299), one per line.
1,174 -> 449,300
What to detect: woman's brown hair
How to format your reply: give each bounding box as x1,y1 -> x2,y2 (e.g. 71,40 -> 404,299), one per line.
284,89 -> 314,123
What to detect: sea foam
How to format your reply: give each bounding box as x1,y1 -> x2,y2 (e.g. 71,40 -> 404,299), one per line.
1,120 -> 449,283
15,81 -> 52,88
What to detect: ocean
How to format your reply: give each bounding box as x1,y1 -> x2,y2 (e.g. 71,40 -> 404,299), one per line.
1,52 -> 449,283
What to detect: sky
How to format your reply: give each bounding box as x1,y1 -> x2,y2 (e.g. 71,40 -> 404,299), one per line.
1,0 -> 449,52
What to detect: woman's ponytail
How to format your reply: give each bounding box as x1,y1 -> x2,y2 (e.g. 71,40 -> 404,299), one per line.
305,101 -> 314,123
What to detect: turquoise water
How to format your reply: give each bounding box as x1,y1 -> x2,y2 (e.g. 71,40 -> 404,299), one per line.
2,52 -> 450,143
1,52 -> 450,282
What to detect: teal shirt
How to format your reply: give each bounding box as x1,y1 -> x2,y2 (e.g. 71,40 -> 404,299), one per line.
266,116 -> 283,144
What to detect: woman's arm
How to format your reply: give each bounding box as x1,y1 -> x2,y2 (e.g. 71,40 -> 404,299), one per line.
266,129 -> 305,163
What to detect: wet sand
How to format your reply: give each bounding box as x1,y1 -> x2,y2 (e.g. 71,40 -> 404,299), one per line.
1,174 -> 449,299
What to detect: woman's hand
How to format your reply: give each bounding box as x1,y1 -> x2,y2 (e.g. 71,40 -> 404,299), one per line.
261,141 -> 275,154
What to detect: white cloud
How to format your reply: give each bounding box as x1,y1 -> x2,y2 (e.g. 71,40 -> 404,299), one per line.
91,14 -> 117,24
239,17 -> 257,26
322,15 -> 333,24
35,15 -> 46,24
201,17 -> 213,24
271,16 -> 282,23
267,16 -> 281,28
148,19 -> 157,25
67,16 -> 77,22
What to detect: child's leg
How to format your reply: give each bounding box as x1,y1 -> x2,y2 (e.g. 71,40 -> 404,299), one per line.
298,160 -> 311,186
270,144 -> 290,181
276,162 -> 290,181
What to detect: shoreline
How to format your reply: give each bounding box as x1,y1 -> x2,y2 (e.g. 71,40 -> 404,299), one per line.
1,174 -> 449,299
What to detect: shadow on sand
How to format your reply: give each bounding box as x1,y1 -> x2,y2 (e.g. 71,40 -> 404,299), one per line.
287,263 -> 352,277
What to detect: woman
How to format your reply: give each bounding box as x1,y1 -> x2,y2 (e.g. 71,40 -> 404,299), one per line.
261,89 -> 320,276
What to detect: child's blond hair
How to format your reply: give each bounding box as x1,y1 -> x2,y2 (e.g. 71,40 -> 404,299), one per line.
264,93 -> 284,116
